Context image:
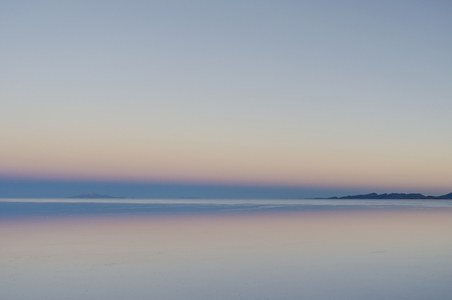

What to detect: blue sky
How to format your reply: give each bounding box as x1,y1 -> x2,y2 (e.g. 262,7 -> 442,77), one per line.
1,1 -> 451,197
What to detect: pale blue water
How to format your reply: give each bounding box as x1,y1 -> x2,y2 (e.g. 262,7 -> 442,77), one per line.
1,199 -> 452,300
1,198 -> 451,217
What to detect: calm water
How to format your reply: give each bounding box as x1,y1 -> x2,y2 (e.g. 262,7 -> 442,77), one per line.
1,199 -> 452,300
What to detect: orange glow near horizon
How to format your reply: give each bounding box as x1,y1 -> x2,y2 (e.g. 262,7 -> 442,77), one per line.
1,138 -> 451,190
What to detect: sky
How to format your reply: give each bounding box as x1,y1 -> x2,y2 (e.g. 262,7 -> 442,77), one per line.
1,0 -> 452,197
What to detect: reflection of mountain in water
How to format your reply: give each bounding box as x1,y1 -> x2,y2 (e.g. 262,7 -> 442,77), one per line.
329,192 -> 452,199
69,192 -> 123,199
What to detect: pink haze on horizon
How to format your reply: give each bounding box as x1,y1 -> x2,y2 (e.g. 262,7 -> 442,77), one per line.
1,1 -> 451,195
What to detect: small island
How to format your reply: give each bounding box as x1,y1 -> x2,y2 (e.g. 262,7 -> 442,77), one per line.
327,192 -> 452,199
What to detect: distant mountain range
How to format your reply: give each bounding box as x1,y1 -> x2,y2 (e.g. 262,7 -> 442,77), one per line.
69,192 -> 123,199
68,191 -> 452,200
328,192 -> 452,199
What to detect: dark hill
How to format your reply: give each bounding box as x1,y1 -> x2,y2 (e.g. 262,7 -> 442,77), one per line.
438,192 -> 452,199
335,193 -> 426,199
329,192 -> 452,199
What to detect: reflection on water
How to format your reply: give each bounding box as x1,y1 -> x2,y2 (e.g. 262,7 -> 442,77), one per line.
1,199 -> 452,300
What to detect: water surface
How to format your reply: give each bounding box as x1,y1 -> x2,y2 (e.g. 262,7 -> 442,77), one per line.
1,199 -> 451,300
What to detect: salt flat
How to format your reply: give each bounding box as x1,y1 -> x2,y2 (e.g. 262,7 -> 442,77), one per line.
1,199 -> 452,300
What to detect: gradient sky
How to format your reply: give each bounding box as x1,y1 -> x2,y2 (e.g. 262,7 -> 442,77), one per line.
1,1 -> 452,196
